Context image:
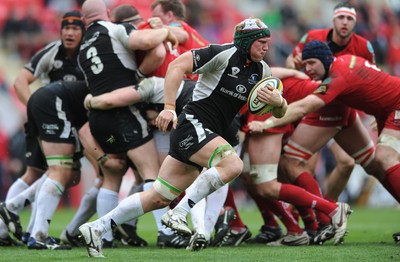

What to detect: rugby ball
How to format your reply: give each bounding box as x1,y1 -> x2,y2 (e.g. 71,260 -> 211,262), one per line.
247,76 -> 283,116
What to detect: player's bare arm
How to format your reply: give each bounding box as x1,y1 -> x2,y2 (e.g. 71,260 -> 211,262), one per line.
156,51 -> 193,132
249,94 -> 324,132
148,17 -> 189,44
128,27 -> 178,50
14,69 -> 36,105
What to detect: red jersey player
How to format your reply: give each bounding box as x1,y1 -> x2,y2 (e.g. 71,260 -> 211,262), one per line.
264,41 -> 400,245
150,0 -> 209,80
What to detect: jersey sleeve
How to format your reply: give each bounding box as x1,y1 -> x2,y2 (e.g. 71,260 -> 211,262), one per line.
261,61 -> 272,78
312,64 -> 348,104
24,41 -> 59,77
363,40 -> 376,64
112,23 -> 133,48
190,44 -> 229,74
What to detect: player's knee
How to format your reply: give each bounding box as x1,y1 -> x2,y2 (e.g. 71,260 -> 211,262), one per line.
279,155 -> 302,182
100,155 -> 127,175
336,155 -> 355,173
208,144 -> 237,166
377,134 -> 400,154
22,167 -> 43,184
209,144 -> 242,176
366,144 -> 399,180
229,156 -> 244,177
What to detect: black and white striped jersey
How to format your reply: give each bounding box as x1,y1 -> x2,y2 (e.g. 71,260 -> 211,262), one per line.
79,20 -> 138,96
184,43 -> 272,134
24,40 -> 84,84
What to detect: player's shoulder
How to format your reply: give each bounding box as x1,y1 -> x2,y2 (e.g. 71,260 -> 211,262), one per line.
27,40 -> 61,66
36,40 -> 62,55
177,20 -> 190,30
98,20 -> 132,32
308,28 -> 330,36
330,54 -> 359,73
196,43 -> 235,56
351,33 -> 369,43
305,29 -> 330,40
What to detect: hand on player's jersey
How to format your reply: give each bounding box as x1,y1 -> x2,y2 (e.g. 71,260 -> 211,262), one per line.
156,109 -> 177,132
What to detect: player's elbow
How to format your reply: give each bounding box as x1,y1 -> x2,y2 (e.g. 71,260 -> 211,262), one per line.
296,105 -> 311,119
177,32 -> 188,44
150,44 -> 166,69
14,77 -> 24,93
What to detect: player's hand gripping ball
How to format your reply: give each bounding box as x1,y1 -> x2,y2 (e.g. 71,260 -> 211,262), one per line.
247,76 -> 283,115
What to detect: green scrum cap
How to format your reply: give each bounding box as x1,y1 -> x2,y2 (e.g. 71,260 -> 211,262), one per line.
234,18 -> 270,53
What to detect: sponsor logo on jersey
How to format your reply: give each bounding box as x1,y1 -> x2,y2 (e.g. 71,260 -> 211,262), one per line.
314,85 -> 328,94
299,33 -> 308,43
314,77 -> 331,94
42,123 -> 59,135
179,135 -> 194,150
395,111 -> 400,120
220,87 -> 247,101
63,74 -> 77,81
192,52 -> 200,68
81,31 -> 100,50
106,134 -> 115,144
54,60 -> 63,69
235,84 -> 247,94
228,67 -> 240,78
248,73 -> 259,84
319,116 -> 343,121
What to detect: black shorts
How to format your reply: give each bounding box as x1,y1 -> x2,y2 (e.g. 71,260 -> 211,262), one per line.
169,113 -> 218,169
24,122 -> 47,171
27,86 -> 81,145
89,106 -> 152,154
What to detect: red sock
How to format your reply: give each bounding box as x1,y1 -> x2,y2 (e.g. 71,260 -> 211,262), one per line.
382,163 -> 400,202
225,187 -> 246,228
295,172 -> 322,196
296,206 -> 319,231
264,198 -> 303,234
278,183 -> 337,217
247,189 -> 279,228
295,172 -> 331,224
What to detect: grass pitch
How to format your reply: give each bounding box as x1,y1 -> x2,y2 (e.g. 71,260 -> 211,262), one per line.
0,206 -> 399,261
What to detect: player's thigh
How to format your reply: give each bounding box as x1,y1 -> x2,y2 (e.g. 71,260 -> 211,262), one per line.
334,116 -> 372,155
247,132 -> 283,164
289,123 -> 339,152
127,138 -> 160,180
158,155 -> 199,191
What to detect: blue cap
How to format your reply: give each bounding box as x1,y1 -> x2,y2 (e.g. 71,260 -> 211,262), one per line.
302,40 -> 333,73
